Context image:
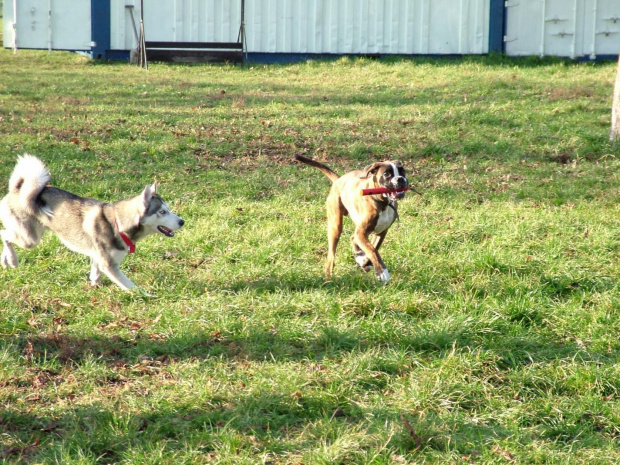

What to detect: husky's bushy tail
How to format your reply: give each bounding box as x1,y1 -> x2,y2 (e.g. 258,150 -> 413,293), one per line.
8,155 -> 51,213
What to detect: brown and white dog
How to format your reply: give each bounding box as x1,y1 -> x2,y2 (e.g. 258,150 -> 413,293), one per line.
294,155 -> 409,283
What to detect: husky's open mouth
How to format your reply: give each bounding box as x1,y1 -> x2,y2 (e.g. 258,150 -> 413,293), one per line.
158,226 -> 175,237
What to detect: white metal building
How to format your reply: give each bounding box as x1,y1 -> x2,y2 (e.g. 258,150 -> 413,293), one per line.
3,0 -> 620,61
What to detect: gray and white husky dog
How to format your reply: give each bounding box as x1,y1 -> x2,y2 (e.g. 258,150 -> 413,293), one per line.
0,155 -> 184,291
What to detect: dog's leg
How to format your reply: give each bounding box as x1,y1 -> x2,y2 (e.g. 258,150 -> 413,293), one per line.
372,233 -> 389,282
325,205 -> 344,279
1,221 -> 47,268
351,235 -> 372,272
89,259 -> 101,287
93,248 -> 136,290
99,264 -> 136,290
353,227 -> 390,283
352,231 -> 388,272
0,231 -> 19,269
372,231 -> 388,253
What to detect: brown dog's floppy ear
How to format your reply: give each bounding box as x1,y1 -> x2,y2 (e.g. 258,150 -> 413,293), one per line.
360,162 -> 383,179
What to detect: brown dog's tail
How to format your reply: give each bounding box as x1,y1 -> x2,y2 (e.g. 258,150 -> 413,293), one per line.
294,155 -> 340,182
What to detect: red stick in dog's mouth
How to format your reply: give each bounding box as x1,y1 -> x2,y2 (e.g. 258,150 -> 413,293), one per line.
360,186 -> 410,196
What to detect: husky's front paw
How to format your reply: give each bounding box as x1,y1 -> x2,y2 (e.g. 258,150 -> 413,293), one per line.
1,246 -> 18,269
376,268 -> 391,284
88,270 -> 101,287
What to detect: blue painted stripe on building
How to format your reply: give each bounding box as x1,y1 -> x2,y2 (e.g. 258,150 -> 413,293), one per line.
488,0 -> 505,53
91,0 -> 111,59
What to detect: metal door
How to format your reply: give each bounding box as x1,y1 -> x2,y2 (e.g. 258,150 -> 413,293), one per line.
586,0 -> 620,58
7,0 -> 91,50
12,0 -> 49,49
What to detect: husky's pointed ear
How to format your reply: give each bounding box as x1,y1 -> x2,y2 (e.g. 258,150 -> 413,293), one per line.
360,162 -> 383,179
141,184 -> 154,210
151,181 -> 158,195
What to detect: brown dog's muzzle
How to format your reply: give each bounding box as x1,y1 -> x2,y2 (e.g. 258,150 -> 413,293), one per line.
388,176 -> 409,199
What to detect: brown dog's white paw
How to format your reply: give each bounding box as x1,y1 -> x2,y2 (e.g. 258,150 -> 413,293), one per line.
377,269 -> 391,283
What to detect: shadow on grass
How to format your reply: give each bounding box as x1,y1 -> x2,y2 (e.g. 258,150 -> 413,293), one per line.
3,320 -> 619,462
4,262 -> 619,462
6,316 -> 617,368
3,329 -> 615,463
220,272 -> 379,294
1,396 -> 519,463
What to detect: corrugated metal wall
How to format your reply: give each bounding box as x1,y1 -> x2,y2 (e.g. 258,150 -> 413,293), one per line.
505,0 -> 620,58
244,0 -> 489,54
110,0 -> 490,55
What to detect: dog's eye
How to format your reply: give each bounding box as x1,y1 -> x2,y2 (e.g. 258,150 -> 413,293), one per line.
159,209 -> 167,215
383,172 -> 392,178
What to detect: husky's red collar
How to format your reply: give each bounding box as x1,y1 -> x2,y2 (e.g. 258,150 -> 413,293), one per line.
115,219 -> 136,254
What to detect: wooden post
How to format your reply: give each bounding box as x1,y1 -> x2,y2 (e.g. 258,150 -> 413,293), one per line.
612,53 -> 620,142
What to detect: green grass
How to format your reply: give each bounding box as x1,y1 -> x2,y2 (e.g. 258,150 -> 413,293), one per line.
2,48 -> 620,463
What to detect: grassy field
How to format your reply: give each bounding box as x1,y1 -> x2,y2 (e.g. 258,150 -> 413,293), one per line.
2,45 -> 620,464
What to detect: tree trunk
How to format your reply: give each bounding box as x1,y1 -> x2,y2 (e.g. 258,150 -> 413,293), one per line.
611,53 -> 620,142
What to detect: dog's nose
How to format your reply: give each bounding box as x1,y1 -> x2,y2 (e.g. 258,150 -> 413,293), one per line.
179,219 -> 185,227
394,177 -> 409,188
